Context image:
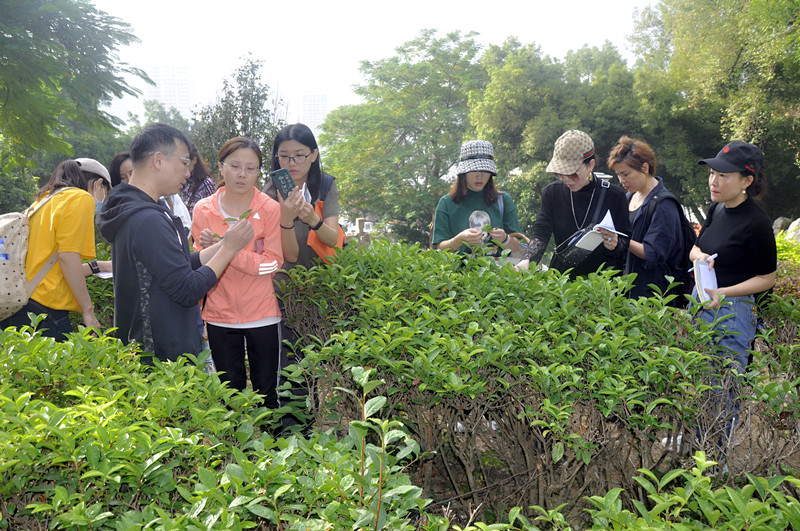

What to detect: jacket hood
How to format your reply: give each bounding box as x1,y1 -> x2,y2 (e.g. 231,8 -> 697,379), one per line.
97,183 -> 169,241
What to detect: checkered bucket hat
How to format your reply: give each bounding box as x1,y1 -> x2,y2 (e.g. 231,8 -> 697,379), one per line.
456,140 -> 497,176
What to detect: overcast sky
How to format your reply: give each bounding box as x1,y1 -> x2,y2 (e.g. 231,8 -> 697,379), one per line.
93,0 -> 657,122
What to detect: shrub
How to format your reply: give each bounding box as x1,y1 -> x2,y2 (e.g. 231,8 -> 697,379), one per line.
280,239 -> 800,526
0,324 -> 442,529
775,231 -> 800,300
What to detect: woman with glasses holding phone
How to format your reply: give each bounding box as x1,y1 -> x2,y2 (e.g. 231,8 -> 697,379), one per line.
261,123 -> 342,432
262,123 -> 340,270
515,130 -> 630,277
192,137 -> 292,411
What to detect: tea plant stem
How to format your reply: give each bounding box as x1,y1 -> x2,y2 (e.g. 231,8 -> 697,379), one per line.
427,463 -> 545,508
374,451 -> 384,531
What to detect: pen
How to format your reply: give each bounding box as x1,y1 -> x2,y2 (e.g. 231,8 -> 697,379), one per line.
688,253 -> 718,272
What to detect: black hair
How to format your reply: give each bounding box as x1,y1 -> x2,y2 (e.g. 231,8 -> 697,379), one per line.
270,123 -> 323,202
186,141 -> 213,196
129,123 -> 191,165
746,167 -> 766,197
109,151 -> 131,187
448,173 -> 500,205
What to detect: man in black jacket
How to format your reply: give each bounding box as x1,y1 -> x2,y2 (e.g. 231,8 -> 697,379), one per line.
98,123 -> 253,363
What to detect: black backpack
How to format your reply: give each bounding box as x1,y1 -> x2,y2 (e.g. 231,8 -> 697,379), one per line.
643,191 -> 697,307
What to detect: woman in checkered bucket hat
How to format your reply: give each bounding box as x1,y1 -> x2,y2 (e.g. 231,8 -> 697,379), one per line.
515,130 -> 631,277
431,140 -> 522,256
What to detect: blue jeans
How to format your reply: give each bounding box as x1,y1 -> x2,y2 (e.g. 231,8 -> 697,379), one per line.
693,291 -> 757,374
692,290 -> 757,447
0,298 -> 73,342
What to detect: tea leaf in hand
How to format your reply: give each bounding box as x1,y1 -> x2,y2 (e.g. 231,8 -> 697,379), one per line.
239,209 -> 253,220
482,224 -> 493,232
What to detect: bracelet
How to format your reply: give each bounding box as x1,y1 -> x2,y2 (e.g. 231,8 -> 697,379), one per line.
502,234 -> 511,246
280,223 -> 295,230
88,260 -> 100,274
310,218 -> 324,231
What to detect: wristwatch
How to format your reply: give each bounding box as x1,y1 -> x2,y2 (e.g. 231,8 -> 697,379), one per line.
310,218 -> 324,231
88,260 -> 100,274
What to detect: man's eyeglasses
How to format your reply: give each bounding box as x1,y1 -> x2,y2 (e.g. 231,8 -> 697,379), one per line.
221,161 -> 261,176
147,151 -> 192,169
276,153 -> 312,165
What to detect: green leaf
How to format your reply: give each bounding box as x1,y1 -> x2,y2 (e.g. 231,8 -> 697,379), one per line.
552,441 -> 564,463
364,396 -> 387,418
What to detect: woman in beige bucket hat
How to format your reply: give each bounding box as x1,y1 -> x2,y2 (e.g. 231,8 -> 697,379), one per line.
515,130 -> 631,277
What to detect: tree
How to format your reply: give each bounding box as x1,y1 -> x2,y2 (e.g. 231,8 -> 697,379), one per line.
0,0 -> 147,172
632,0 -> 800,219
471,42 -> 640,235
191,56 -> 285,170
126,100 -> 191,134
321,30 -> 486,245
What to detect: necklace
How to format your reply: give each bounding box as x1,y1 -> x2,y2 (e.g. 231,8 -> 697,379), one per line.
570,181 -> 596,229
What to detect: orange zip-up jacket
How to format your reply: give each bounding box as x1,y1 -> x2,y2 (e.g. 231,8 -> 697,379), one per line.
191,187 -> 283,324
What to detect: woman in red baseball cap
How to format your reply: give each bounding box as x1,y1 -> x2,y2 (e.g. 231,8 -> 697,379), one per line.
690,140 -> 776,448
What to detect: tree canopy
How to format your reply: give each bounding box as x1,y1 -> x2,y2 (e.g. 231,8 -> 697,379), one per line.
0,0 -> 147,171
321,30 -> 486,244
191,56 -> 285,170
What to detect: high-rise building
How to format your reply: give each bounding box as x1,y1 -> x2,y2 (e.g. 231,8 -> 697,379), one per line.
143,65 -> 195,118
301,93 -> 328,131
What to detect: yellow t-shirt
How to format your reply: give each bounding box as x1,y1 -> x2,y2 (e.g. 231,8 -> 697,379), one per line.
26,188 -> 96,312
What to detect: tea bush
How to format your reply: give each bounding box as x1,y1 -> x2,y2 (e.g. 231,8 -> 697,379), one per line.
775,231 -> 800,300
281,239 -> 800,526
0,322 -> 446,529
5,237 -> 800,529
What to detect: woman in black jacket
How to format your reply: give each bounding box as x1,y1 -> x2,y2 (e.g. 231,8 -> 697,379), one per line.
516,130 -> 630,277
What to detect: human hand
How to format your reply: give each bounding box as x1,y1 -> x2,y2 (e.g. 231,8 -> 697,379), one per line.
222,219 -> 254,253
457,228 -> 484,248
696,252 -> 717,270
297,200 -> 317,226
82,311 -> 101,330
514,259 -> 531,271
489,228 -> 508,245
704,288 -> 722,310
598,229 -> 617,250
278,186 -> 303,223
199,228 -> 220,248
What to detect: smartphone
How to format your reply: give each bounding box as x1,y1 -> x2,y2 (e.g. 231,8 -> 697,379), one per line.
270,168 -> 296,199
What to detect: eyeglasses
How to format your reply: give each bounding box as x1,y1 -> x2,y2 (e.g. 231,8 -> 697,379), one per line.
276,153 -> 312,165
147,151 -> 192,169
221,161 -> 261,176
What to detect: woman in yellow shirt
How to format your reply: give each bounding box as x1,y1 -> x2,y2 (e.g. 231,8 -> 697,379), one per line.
1,159 -> 107,340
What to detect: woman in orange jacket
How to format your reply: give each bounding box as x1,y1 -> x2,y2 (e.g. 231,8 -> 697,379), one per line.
192,137 -> 297,409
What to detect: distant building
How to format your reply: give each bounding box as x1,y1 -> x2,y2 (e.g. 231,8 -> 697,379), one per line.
301,93 -> 328,131
143,65 -> 195,118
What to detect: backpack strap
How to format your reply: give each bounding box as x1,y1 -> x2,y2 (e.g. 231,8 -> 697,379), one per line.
23,187 -> 75,294
644,190 -> 677,231
24,186 -> 75,217
497,193 -> 504,218
319,174 -> 334,203
589,177 -> 610,226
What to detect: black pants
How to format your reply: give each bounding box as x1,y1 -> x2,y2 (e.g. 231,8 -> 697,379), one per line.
0,298 -> 72,342
206,322 -> 281,409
